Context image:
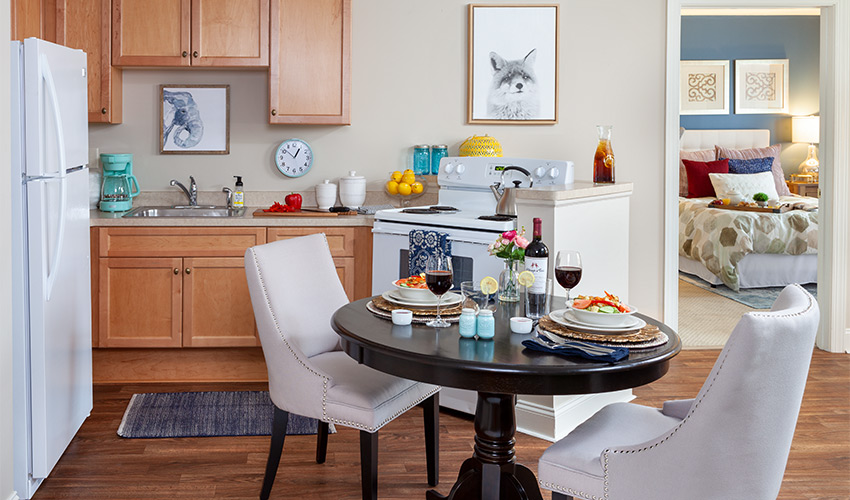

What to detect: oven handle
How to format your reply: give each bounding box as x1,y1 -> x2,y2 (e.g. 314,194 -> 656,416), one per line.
446,236 -> 491,246
372,227 -> 492,246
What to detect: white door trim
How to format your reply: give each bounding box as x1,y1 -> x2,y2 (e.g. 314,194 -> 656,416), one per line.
664,0 -> 849,353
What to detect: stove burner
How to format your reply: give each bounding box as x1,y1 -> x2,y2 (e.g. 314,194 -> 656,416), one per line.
429,206 -> 459,212
478,215 -> 516,222
402,208 -> 440,214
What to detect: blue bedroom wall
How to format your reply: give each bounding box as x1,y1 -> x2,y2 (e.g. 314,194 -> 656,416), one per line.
680,15 -> 820,175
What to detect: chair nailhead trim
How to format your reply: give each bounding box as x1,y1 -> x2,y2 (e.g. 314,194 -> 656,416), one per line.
539,480 -> 601,500
595,285 -> 816,499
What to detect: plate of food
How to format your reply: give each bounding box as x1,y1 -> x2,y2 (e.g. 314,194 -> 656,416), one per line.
567,292 -> 638,327
382,291 -> 462,307
549,309 -> 646,334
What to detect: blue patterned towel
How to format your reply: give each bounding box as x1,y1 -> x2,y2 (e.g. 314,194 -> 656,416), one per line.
409,230 -> 452,276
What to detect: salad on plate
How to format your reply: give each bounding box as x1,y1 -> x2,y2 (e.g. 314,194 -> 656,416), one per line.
571,291 -> 632,314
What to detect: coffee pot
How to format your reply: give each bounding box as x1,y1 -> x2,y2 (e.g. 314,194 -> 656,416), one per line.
490,166 -> 532,217
99,153 -> 140,212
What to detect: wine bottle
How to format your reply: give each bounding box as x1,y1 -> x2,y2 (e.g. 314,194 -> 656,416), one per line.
524,218 -> 549,318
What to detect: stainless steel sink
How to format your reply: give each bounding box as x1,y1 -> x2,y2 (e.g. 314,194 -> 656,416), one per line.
123,206 -> 246,218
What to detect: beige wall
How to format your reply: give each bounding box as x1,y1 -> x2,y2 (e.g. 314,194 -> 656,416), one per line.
90,0 -> 668,316
2,1 -> 16,498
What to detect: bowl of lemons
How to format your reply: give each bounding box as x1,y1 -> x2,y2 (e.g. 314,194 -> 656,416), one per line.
385,169 -> 427,206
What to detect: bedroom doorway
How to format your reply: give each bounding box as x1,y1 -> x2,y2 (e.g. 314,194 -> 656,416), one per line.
664,0 -> 850,353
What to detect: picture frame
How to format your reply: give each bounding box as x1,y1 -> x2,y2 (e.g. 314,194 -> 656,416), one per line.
467,4 -> 558,124
160,84 -> 230,154
734,59 -> 789,114
680,60 -> 730,115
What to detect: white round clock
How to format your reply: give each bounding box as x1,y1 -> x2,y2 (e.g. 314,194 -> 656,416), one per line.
274,139 -> 314,178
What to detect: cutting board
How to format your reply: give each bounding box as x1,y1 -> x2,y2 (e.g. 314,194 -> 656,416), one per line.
252,209 -> 357,217
707,204 -> 782,214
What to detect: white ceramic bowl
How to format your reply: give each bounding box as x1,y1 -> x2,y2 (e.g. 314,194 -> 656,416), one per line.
392,280 -> 437,301
568,300 -> 638,326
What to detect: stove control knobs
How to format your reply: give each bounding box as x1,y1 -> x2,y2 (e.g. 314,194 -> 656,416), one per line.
534,167 -> 546,179
548,167 -> 560,179
455,163 -> 466,175
444,162 -> 455,174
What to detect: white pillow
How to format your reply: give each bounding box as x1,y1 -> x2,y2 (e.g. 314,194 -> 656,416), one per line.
709,171 -> 779,200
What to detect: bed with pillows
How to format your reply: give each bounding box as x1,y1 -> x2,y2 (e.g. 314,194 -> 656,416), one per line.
678,129 -> 818,291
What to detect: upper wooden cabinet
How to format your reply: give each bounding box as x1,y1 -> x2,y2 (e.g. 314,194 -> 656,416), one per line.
112,0 -> 269,67
55,0 -> 123,123
269,0 -> 350,125
10,0 -> 43,41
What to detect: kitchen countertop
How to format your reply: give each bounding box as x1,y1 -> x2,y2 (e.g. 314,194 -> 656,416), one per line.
90,208 -> 375,227
516,181 -> 633,202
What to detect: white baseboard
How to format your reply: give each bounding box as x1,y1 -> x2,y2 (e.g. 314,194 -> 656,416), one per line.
6,492 -> 21,500
844,328 -> 850,353
516,390 -> 635,442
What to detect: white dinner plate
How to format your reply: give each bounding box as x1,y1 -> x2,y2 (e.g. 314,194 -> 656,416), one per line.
549,309 -> 646,333
382,291 -> 462,307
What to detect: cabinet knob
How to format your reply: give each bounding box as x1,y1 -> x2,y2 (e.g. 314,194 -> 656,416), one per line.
182,51 -> 188,57
101,107 -> 107,114
185,268 -> 191,275
193,51 -> 199,58
271,109 -> 277,116
173,268 -> 179,275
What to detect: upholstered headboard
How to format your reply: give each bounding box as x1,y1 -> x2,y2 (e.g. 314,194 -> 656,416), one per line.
680,129 -> 770,151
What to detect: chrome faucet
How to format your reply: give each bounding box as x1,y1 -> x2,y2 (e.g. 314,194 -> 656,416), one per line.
222,187 -> 233,209
170,176 -> 197,206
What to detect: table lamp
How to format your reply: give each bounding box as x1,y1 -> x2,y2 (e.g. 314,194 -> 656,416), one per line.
792,116 -> 820,180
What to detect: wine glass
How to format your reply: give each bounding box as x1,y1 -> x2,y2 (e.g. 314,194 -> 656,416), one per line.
555,250 -> 582,308
425,254 -> 453,328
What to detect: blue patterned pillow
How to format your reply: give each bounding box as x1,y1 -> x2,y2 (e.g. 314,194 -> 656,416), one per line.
721,156 -> 774,175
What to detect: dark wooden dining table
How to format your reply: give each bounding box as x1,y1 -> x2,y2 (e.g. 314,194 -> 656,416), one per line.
331,296 -> 681,500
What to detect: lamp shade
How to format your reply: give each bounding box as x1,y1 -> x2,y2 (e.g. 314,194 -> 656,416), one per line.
792,116 -> 820,143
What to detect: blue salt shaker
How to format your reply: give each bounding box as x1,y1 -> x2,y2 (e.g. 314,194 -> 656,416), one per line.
458,308 -> 477,338
476,310 -> 495,339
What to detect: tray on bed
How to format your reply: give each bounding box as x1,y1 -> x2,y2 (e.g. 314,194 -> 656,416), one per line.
707,204 -> 781,214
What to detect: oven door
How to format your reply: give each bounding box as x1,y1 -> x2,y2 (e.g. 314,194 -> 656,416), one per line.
371,221 -> 504,295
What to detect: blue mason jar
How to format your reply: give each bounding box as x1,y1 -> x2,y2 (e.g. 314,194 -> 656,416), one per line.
431,145 -> 447,175
413,145 -> 431,175
458,308 -> 477,338
476,310 -> 495,339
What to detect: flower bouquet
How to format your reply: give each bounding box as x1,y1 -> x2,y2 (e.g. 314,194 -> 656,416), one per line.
488,229 -> 528,302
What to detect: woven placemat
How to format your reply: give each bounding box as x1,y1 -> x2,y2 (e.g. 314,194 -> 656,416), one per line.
539,315 -> 667,347
366,301 -> 460,324
372,295 -> 463,316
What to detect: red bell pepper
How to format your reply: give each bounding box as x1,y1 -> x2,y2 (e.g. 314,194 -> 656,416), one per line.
285,192 -> 302,210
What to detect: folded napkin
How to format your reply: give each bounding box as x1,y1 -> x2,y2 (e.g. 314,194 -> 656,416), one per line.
522,338 -> 629,363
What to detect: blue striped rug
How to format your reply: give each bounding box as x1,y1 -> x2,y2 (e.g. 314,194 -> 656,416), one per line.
118,390 -> 328,438
679,272 -> 817,310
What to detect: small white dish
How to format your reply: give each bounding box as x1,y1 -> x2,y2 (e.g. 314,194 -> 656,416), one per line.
391,309 -> 412,326
383,291 -> 462,308
510,317 -> 533,334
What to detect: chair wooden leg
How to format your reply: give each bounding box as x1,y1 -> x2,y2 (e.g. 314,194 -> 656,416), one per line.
316,421 -> 329,464
260,407 -> 289,500
360,430 -> 379,500
552,493 -> 573,500
422,393 -> 439,487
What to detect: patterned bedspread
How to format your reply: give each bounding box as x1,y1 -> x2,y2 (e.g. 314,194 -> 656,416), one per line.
679,196 -> 818,291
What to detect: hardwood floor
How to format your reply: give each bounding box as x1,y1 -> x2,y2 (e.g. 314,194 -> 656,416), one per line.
33,349 -> 849,500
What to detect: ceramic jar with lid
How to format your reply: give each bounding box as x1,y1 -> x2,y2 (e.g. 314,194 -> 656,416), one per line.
339,170 -> 366,208
315,179 -> 337,209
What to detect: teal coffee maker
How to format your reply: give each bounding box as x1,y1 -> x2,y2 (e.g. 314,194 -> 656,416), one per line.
99,153 -> 140,211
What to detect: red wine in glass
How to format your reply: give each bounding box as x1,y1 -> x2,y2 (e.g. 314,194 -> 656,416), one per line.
555,266 -> 582,290
426,270 -> 453,296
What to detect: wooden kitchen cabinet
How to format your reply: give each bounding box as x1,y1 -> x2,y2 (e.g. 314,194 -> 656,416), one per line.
112,0 -> 269,67
54,0 -> 123,123
94,227 -> 265,348
10,0 -> 43,40
269,0 -> 350,124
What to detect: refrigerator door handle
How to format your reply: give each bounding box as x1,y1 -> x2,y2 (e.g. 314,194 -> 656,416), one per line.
41,53 -> 68,301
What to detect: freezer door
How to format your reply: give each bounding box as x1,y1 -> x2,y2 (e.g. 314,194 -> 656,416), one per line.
23,38 -> 88,177
26,169 -> 93,479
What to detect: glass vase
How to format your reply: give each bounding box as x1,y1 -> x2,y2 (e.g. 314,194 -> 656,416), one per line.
499,259 -> 520,303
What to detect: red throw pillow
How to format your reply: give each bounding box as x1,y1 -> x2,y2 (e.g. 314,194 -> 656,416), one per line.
682,158 -> 729,198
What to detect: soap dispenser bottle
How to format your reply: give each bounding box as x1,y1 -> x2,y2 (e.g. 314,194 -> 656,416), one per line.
233,176 -> 244,207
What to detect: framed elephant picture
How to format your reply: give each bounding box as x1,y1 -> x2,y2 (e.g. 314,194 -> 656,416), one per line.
160,84 -> 230,154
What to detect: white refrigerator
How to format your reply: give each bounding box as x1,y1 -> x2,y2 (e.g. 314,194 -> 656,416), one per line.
11,38 -> 92,499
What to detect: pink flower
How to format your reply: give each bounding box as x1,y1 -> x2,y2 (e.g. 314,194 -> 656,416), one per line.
515,236 -> 529,249
502,230 -> 517,240
501,238 -> 511,246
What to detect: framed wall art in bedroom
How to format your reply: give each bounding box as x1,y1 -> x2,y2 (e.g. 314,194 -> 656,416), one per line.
467,4 -> 559,125
734,59 -> 789,115
679,60 -> 730,115
160,84 -> 230,155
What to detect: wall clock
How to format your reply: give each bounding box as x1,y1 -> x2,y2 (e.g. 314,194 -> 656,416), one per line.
274,138 -> 314,177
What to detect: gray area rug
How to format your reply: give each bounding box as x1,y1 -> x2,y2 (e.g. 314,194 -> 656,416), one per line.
679,272 -> 817,309
118,390 -> 328,438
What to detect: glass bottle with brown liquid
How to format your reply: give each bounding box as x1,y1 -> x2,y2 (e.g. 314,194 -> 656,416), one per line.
594,125 -> 615,184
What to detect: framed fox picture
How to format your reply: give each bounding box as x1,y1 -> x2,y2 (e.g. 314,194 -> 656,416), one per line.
468,4 -> 559,124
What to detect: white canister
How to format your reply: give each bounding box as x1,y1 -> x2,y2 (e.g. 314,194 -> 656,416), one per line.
315,179 -> 337,209
338,170 -> 366,208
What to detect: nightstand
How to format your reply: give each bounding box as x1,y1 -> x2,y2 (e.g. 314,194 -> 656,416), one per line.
787,181 -> 819,197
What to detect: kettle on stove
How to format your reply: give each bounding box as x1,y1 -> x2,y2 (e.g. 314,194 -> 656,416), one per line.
490,165 -> 533,217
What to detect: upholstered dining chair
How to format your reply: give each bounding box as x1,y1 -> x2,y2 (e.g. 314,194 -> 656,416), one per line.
538,284 -> 819,500
244,234 -> 440,500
